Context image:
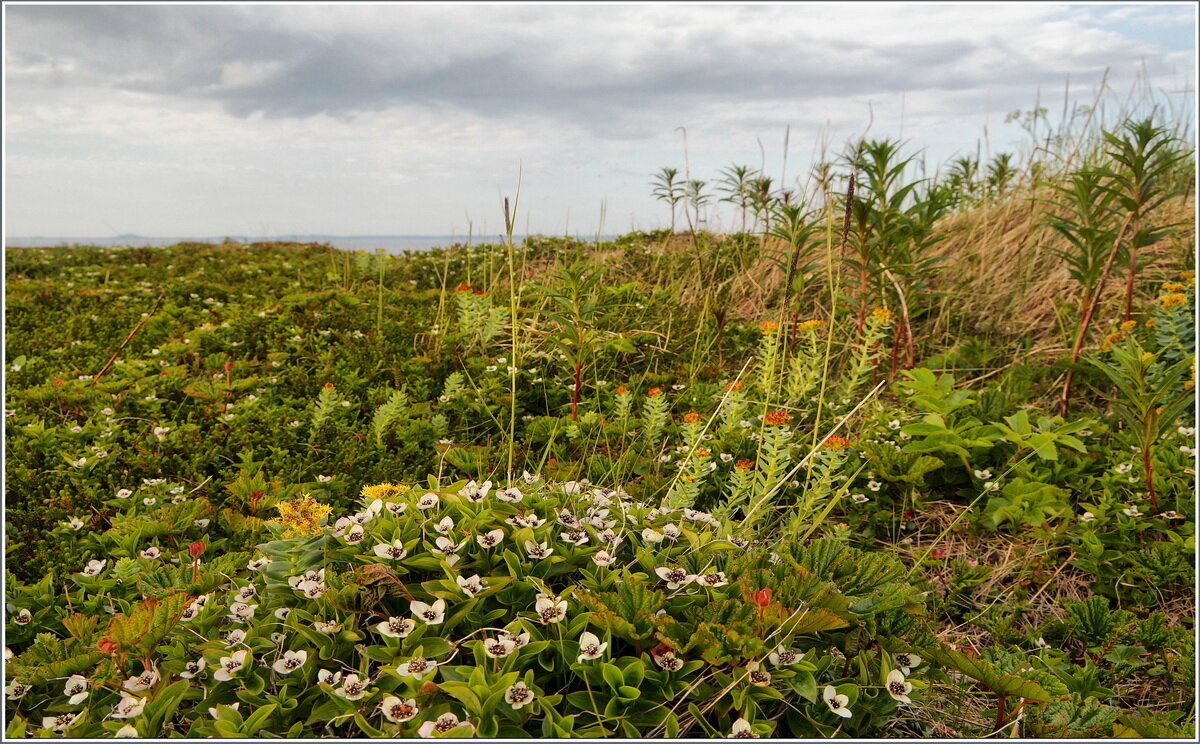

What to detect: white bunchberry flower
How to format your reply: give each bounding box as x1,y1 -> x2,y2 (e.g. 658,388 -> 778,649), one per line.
745,661 -> 771,686
122,667 -> 160,691
894,652 -> 921,675
393,657 -> 437,679
535,594 -> 567,624
116,488 -> 133,499
180,658 -> 206,679
312,620 -> 342,633
504,681 -> 535,710
111,692 -> 147,719
508,513 -> 546,529
417,492 -> 440,510
1080,511 -> 1096,522
317,669 -> 343,686
114,723 -> 139,738
476,528 -> 504,549
592,549 -> 615,567
335,673 -> 367,700
524,540 -> 554,560
885,669 -> 913,703
13,608 -> 32,625
502,629 -> 531,648
560,529 -> 589,546
653,649 -> 683,671
42,712 -> 81,732
641,528 -> 664,544
729,717 -> 758,738
655,566 -> 696,590
867,480 -> 882,492
342,524 -> 365,545
697,571 -> 728,587
384,500 -> 408,516
410,598 -> 447,625
576,631 -> 608,662
373,539 -> 409,561
63,674 -> 89,704
377,616 -> 417,638
851,493 -> 869,504
227,602 -> 258,622
434,515 -> 455,535
483,637 -> 516,658
272,649 -> 308,674
5,681 -> 31,700
1122,506 -> 1143,517
522,470 -> 541,484
418,711 -> 474,738
973,469 -> 992,479
380,695 -> 420,723
65,516 -> 85,530
81,559 -> 107,577
223,628 -> 246,646
822,685 -> 852,718
459,480 -> 492,502
213,649 -> 249,681
768,646 -> 804,665
496,486 -> 523,503
456,574 -> 486,597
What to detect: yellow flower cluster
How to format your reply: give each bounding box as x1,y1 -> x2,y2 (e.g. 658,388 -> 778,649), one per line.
797,319 -> 824,333
361,482 -> 410,500
273,496 -> 332,538
870,307 -> 893,324
758,320 -> 780,333
1159,292 -> 1188,309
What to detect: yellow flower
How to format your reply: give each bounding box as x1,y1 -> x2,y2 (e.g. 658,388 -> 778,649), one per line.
1162,281 -> 1185,293
1144,318 -> 1156,328
758,321 -> 780,333
797,319 -> 824,333
870,307 -> 893,324
273,496 -> 332,538
1140,352 -> 1156,363
682,412 -> 702,424
1119,320 -> 1137,332
1159,292 -> 1187,309
361,483 -> 409,500
1101,332 -> 1124,349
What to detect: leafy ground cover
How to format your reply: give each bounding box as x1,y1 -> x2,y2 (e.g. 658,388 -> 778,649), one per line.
3,116 -> 1195,738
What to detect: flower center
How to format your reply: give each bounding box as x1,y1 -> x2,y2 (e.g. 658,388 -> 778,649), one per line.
750,671 -> 769,684
422,610 -> 436,621
435,717 -> 458,732
392,703 -> 415,718
778,651 -> 796,664
582,644 -> 598,655
509,688 -> 529,702
889,681 -> 907,694
668,569 -> 685,582
407,659 -> 428,673
539,608 -> 559,622
828,699 -> 842,709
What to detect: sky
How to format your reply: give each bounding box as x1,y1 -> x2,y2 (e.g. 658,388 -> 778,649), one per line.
3,2 -> 1196,239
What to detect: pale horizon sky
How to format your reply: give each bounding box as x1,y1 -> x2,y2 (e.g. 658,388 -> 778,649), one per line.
4,2 -> 1196,239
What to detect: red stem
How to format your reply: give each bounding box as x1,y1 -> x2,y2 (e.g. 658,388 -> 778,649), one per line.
571,362 -> 582,421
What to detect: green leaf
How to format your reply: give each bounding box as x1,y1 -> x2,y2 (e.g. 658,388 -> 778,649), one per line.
924,646 -> 1051,702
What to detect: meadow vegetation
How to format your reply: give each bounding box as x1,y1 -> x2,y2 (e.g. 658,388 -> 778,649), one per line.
3,109 -> 1195,738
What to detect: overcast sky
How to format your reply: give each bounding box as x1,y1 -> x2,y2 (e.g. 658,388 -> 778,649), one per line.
4,2 -> 1196,239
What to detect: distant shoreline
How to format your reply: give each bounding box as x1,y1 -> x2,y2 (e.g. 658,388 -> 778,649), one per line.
4,234 -> 622,253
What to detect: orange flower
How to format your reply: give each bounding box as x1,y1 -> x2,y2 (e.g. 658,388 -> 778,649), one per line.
324,382 -> 336,389
682,412 -> 702,424
615,386 -> 628,395
734,459 -> 755,470
824,435 -> 851,451
724,380 -> 744,392
454,283 -> 473,292
764,411 -> 791,426
797,319 -> 824,333
758,320 -> 780,333
647,387 -> 663,398
694,447 -> 711,458
1119,320 -> 1137,332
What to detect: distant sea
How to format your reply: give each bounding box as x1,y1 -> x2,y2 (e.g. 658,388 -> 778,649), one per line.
4,234 -> 617,254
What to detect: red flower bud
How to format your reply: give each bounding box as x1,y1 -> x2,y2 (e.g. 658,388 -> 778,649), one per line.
188,541 -> 206,558
753,588 -> 773,607
224,361 -> 234,372
97,637 -> 119,655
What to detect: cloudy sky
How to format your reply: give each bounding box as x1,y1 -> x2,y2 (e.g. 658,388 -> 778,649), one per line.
4,2 -> 1195,239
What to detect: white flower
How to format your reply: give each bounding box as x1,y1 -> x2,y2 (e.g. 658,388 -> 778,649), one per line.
642,528 -> 664,543
153,426 -> 170,440
342,524 -> 365,545
522,470 -> 541,484
576,631 -> 608,662
313,620 -> 342,633
410,598 -> 447,625
1080,511 -> 1096,522
180,658 -> 206,679
433,536 -> 465,565
973,469 -> 992,479
983,481 -> 999,491
64,516 -> 85,530
13,608 -> 32,625
592,549 -> 615,567
459,480 -> 492,502
227,602 -> 258,622
535,594 -> 568,624
247,556 -> 270,570
562,480 -> 583,495
223,628 -> 246,646
81,559 -> 107,577
122,667 -> 160,691
394,657 -> 437,679
114,723 -> 139,738
384,500 -> 408,516
851,493 -> 870,504
822,685 -> 852,718
508,513 -> 546,529
483,637 -> 516,658
1114,462 -> 1134,474
116,488 -> 133,499
5,681 -> 31,700
655,566 -> 696,590
745,661 -> 771,686
213,649 -> 249,681
41,712 -> 81,732
1122,506 -> 1143,517
504,681 -> 536,710
885,669 -> 913,703
456,574 -> 486,597
418,711 -> 475,738
63,674 -> 89,704
373,539 -> 409,561
894,652 -> 921,675
434,515 -> 456,535
335,673 -> 368,700
417,492 -> 440,510
653,649 -> 683,671
143,497 -> 157,506
476,528 -> 504,549
111,692 -> 147,719
524,540 -> 554,559
697,571 -> 728,587
317,669 -> 343,686
729,717 -> 758,738
194,518 -> 211,528
867,480 -> 882,492
272,649 -> 308,674
496,486 -> 523,503
273,607 -> 292,620
560,529 -> 589,546
380,695 -> 420,723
